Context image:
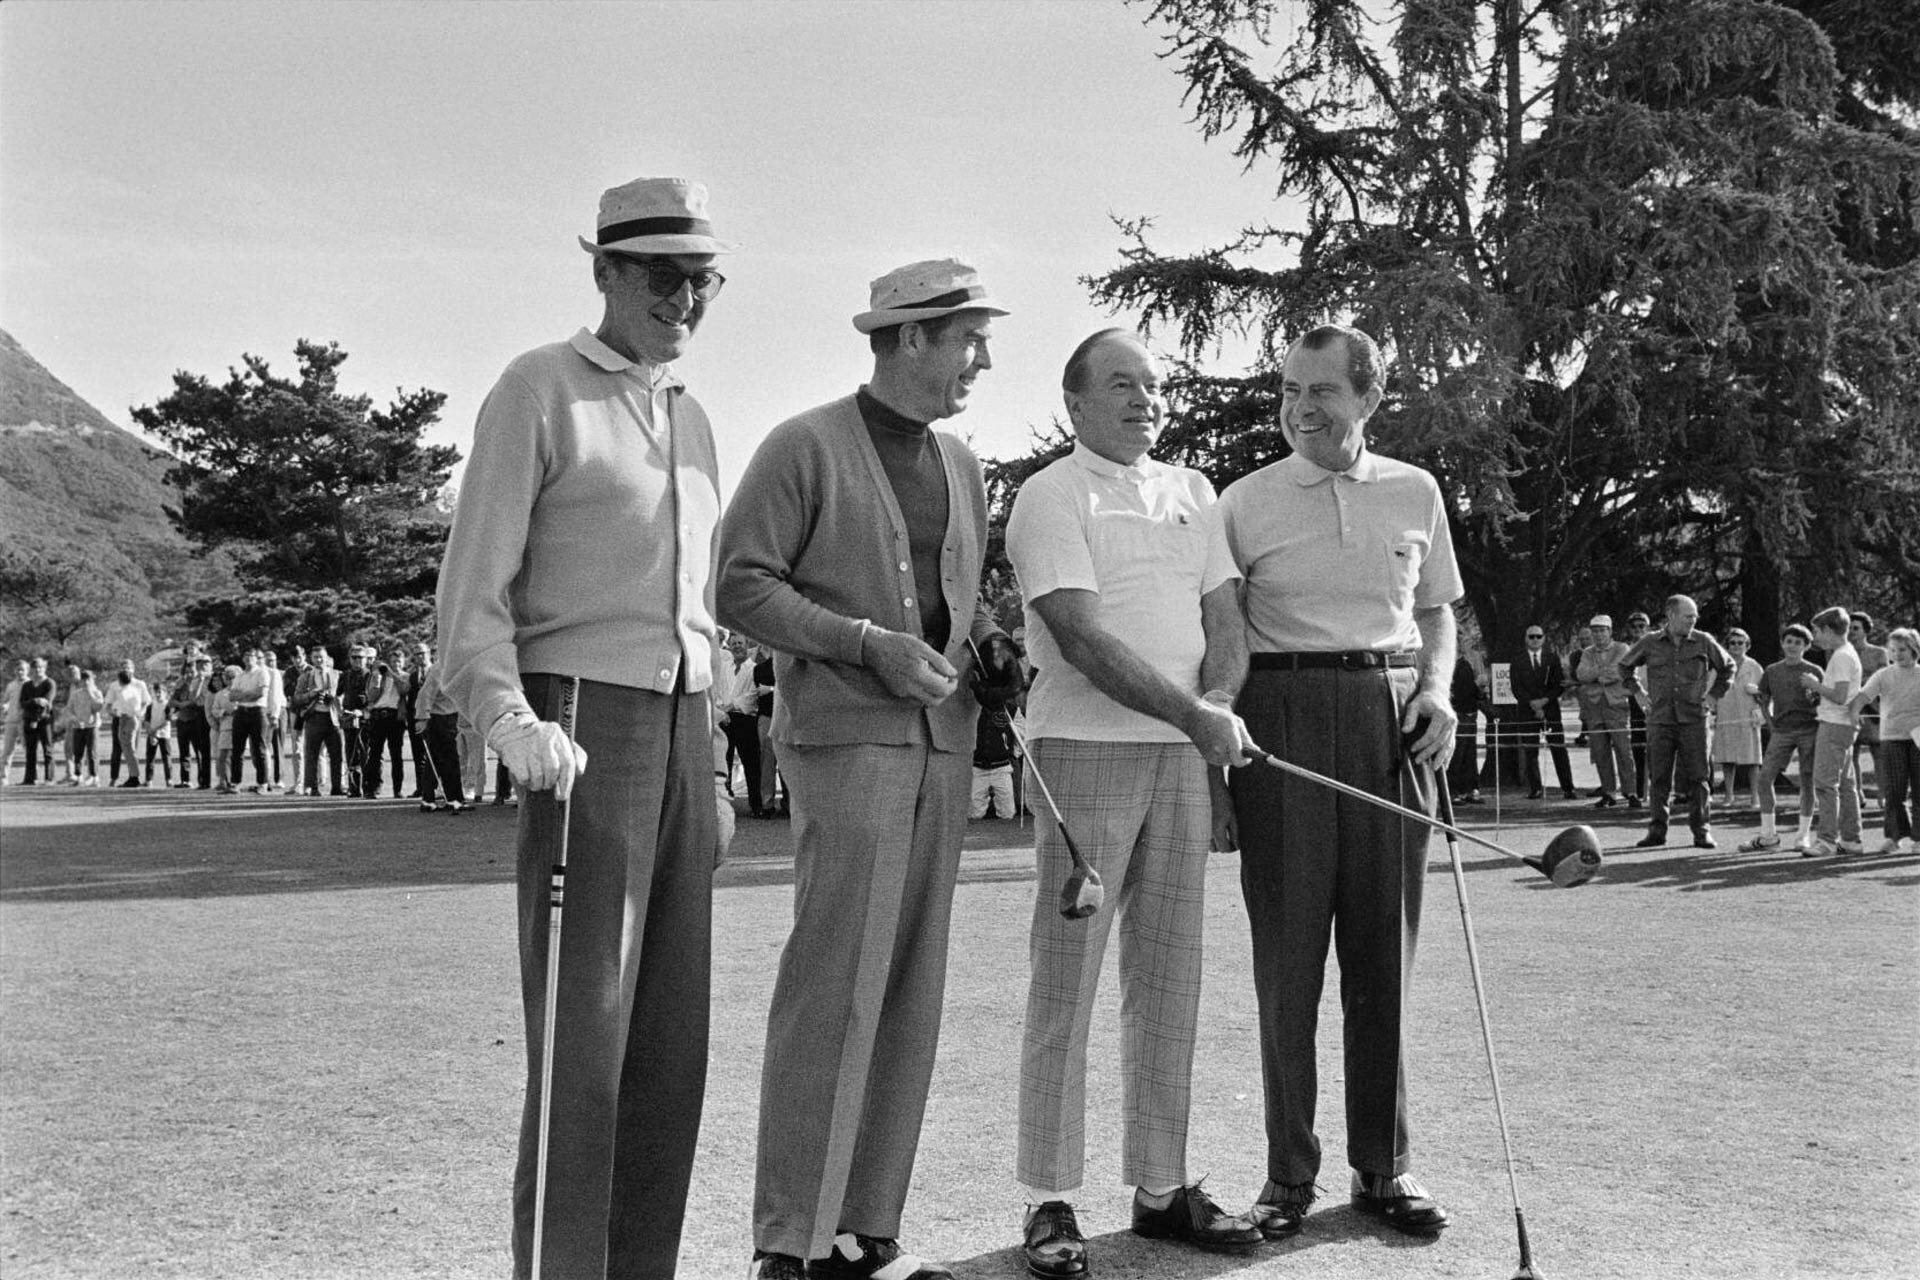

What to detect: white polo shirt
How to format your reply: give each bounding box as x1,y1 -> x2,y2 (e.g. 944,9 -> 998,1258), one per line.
1006,442 -> 1237,742
1218,449 -> 1462,653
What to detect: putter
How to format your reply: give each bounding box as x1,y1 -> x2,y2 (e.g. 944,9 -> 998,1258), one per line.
1436,769 -> 1544,1280
1247,747 -> 1601,887
530,677 -> 581,1279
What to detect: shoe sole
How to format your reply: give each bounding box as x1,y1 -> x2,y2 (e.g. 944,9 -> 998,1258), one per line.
1252,1215 -> 1304,1241
1350,1199 -> 1450,1236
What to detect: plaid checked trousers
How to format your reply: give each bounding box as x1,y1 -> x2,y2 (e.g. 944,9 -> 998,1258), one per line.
1017,738 -> 1211,1194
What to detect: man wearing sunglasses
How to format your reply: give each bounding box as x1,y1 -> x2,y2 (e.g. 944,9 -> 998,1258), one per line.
437,176 -> 734,1280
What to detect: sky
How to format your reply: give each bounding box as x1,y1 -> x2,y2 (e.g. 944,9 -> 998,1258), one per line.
1,0 -> 1300,499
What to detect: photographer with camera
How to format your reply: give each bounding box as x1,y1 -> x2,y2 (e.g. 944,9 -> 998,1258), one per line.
293,648 -> 344,797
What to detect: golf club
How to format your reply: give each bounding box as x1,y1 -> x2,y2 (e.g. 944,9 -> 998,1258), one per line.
964,637 -> 1103,919
1435,768 -> 1544,1280
1006,720 -> 1104,919
1246,746 -> 1602,887
530,676 -> 580,1279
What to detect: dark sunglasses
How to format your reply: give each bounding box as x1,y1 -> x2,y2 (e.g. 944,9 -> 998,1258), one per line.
612,256 -> 726,301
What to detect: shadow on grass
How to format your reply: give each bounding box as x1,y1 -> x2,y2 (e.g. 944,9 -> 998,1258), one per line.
1573,841 -> 1920,891
945,1211 -> 1444,1278
24,788 -> 1884,906
0,791 -> 1050,903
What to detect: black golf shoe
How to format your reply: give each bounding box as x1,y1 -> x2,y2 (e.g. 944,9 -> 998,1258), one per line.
1130,1182 -> 1261,1253
1021,1201 -> 1087,1277
1351,1171 -> 1450,1236
1248,1179 -> 1317,1239
750,1252 -> 808,1280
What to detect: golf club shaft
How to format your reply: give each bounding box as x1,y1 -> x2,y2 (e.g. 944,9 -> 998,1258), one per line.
1434,771 -> 1534,1272
965,638 -> 1071,838
531,676 -> 580,1279
1006,719 -> 1072,846
1249,746 -> 1538,870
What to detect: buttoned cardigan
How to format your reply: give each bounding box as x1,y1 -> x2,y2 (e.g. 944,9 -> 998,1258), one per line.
716,393 -> 998,752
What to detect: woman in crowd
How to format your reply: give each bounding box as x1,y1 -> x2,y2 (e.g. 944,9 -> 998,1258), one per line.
1714,627 -> 1766,807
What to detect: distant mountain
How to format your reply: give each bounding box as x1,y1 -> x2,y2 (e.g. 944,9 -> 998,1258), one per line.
0,327 -> 235,615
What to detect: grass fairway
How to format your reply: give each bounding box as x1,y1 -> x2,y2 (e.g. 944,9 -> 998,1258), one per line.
3,782 -> 1916,1278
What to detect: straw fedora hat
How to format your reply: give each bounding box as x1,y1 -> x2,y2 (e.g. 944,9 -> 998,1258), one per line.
577,177 -> 737,257
852,258 -> 1008,333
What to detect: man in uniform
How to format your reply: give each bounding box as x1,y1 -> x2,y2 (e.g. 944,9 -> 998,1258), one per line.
719,258 -> 1009,1280
1217,323 -> 1462,1240
1620,595 -> 1733,850
437,175 -> 734,1279
1005,329 -> 1262,1278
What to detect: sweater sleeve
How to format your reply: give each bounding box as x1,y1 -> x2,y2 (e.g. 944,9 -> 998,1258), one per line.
436,369 -> 547,735
716,420 -> 869,665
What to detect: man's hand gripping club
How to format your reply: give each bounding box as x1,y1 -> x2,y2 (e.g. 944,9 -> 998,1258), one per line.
489,710 -> 590,801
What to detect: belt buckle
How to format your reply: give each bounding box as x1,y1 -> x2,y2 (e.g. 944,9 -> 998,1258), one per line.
1340,652 -> 1373,671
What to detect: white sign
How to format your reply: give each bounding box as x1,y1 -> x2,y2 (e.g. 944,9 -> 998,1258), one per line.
1490,662 -> 1516,706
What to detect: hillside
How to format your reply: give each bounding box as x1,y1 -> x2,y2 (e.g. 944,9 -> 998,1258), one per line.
0,327 -> 235,614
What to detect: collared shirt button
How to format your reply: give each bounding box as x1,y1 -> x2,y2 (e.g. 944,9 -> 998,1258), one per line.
659,668 -> 671,681
899,561 -> 910,572
903,597 -> 914,609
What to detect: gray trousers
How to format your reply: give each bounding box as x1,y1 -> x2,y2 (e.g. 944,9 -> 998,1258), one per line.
753,734 -> 970,1260
512,674 -> 716,1280
1229,666 -> 1428,1186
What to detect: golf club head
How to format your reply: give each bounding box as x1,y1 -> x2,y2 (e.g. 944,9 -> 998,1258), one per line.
1059,864 -> 1105,919
1511,1267 -> 1545,1280
1525,825 -> 1603,887
1057,828 -> 1104,919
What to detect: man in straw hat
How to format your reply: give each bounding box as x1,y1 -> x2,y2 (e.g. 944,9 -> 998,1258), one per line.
437,175 -> 734,1279
719,258 -> 1015,1280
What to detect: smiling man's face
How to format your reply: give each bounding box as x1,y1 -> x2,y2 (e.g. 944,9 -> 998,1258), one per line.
1281,336 -> 1379,473
1067,334 -> 1165,467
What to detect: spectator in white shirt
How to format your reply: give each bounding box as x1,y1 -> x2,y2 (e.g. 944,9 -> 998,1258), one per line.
227,649 -> 273,791
103,659 -> 153,788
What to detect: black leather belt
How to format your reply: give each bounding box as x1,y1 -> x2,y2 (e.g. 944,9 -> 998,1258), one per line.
1251,651 -> 1418,671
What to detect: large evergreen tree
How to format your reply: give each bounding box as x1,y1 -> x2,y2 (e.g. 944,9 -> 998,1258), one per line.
1003,0 -> 1920,656
131,340 -> 457,653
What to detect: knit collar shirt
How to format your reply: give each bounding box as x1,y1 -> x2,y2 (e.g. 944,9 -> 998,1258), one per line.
1218,448 -> 1462,654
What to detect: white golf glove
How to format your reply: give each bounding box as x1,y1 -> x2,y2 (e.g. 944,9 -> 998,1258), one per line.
488,711 -> 588,801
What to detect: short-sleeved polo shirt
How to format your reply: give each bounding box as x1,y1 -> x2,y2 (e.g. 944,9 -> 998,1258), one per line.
1218,450 -> 1462,653
1006,442 -> 1237,742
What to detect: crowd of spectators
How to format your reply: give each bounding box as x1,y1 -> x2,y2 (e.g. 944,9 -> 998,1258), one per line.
7,602 -> 1915,859
1446,604 -> 1919,856
0,638 -> 520,811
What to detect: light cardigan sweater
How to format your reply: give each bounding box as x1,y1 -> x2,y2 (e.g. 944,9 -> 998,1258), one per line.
717,393 -> 1000,752
437,330 -> 721,738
